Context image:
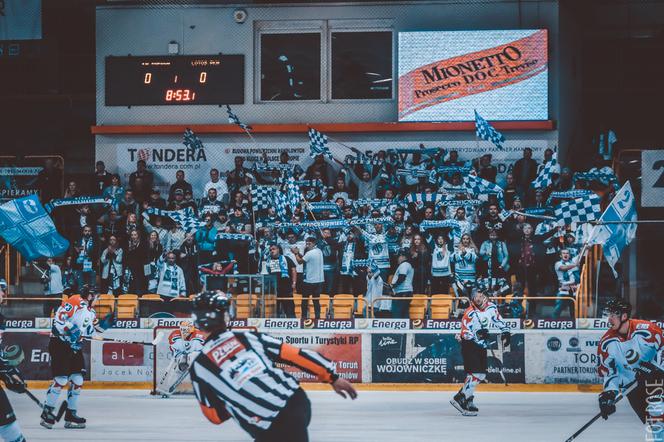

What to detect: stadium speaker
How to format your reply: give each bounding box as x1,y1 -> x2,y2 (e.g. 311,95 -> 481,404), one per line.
233,9 -> 247,24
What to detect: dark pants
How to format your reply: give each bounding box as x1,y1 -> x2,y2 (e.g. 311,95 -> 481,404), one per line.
0,388 -> 16,425
323,269 -> 336,296
461,339 -> 488,374
254,389 -> 311,442
390,291 -> 412,318
431,276 -> 450,295
301,282 -> 322,319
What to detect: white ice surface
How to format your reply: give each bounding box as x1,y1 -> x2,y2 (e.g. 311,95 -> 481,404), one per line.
9,389 -> 644,442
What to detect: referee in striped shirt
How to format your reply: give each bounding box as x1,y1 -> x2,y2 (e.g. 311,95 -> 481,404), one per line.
189,291 -> 357,442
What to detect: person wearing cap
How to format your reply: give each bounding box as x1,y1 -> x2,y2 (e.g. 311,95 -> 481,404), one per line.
168,188 -> 186,211
597,298 -> 663,440
90,161 -> 112,196
189,291 -> 357,441
168,170 -> 193,203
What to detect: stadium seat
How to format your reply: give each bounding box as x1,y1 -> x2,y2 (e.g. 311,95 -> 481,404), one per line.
306,294 -> 330,319
263,294 -> 277,318
332,294 -> 354,319
141,294 -> 163,301
430,294 -> 454,319
409,294 -> 429,320
234,294 -> 256,319
117,294 -> 139,318
355,295 -> 366,317
94,294 -> 115,318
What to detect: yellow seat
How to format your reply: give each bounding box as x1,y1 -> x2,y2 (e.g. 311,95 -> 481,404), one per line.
293,293 -> 303,318
303,294 -> 330,319
430,294 -> 454,319
263,295 -> 277,318
355,295 -> 366,317
141,294 -> 163,302
332,294 -> 354,319
234,294 -> 258,319
117,294 -> 139,316
94,294 -> 116,316
95,305 -> 114,319
409,294 -> 429,320
117,305 -> 136,319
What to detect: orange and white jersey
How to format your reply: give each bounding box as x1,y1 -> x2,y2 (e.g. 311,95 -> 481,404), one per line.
460,301 -> 510,342
598,319 -> 663,392
52,295 -> 97,341
169,328 -> 206,357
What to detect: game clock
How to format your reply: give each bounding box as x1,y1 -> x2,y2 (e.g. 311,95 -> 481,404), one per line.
105,55 -> 244,106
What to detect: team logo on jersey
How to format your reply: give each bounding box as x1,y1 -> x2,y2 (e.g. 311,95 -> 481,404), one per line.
625,349 -> 640,365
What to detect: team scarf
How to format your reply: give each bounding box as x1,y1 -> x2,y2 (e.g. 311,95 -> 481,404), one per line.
306,202 -> 340,212
345,156 -> 384,167
419,220 -> 461,230
573,171 -> 617,184
347,216 -> 394,226
436,198 -> 483,208
511,210 -> 557,221
45,196 -> 112,213
270,216 -> 392,231
351,259 -> 379,273
403,192 -> 442,204
396,168 -> 431,178
352,199 -> 393,208
546,189 -> 593,205
216,232 -> 254,242
438,185 -> 469,195
436,165 -> 473,175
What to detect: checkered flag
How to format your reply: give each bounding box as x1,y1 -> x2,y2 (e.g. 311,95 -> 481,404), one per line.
474,110 -> 505,149
145,207 -> 205,234
285,177 -> 303,212
464,173 -> 504,196
226,105 -> 252,132
308,128 -> 332,159
532,149 -> 560,189
250,185 -> 274,211
183,128 -> 204,151
554,193 -> 601,226
273,190 -> 289,220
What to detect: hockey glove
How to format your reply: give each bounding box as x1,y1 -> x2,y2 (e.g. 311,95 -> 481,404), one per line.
0,367 -> 26,394
475,329 -> 489,342
96,312 -> 116,332
501,331 -> 511,348
599,390 -> 617,420
67,325 -> 82,351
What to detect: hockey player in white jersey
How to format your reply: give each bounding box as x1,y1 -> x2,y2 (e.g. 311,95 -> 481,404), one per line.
41,287 -> 98,429
597,298 -> 663,441
451,287 -> 510,416
156,320 -> 205,397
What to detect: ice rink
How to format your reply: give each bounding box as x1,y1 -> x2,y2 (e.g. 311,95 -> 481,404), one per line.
8,389 -> 644,441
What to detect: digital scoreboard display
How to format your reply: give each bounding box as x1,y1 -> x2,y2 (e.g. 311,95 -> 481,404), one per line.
105,55 -> 244,106
398,30 -> 548,121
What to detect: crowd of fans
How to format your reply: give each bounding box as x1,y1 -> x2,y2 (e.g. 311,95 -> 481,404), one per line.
36,146 -> 619,320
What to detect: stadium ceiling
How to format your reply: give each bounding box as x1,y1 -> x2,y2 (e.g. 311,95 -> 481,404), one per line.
98,0 -> 442,5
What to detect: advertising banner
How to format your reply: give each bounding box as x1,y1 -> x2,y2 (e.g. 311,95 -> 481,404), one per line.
372,333 -> 524,383
641,150 -> 664,207
398,29 -> 548,122
0,162 -> 43,203
524,331 -> 604,384
2,331 -> 90,380
110,140 -> 551,198
269,332 -> 363,383
89,329 -> 153,382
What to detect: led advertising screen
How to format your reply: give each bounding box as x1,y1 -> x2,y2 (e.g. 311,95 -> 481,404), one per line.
398,29 -> 548,122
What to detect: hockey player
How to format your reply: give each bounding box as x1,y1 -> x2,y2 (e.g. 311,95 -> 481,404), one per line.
156,320 -> 205,397
0,278 -> 27,442
451,287 -> 510,416
189,290 -> 357,442
597,298 -> 663,440
41,286 -> 97,429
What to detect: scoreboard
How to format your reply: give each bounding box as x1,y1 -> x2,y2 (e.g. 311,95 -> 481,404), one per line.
105,55 -> 244,106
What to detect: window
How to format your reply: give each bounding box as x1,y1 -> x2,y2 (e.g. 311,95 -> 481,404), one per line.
260,33 -> 321,101
331,31 -> 392,100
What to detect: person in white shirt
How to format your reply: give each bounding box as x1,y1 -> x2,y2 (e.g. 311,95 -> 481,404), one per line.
366,261 -> 389,317
43,258 -> 64,296
292,237 -> 324,319
390,250 -> 414,318
156,252 -> 187,299
203,168 -> 229,205
553,249 -> 579,319
99,235 -> 123,295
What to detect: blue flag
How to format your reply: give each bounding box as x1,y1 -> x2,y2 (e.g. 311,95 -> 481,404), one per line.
474,110 -> 505,149
0,195 -> 69,260
588,181 -> 638,277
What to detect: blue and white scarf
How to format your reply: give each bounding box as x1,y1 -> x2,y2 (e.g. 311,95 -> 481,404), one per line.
45,196 -> 112,213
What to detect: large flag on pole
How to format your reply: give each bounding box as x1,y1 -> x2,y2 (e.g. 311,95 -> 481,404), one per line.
307,128 -> 333,159
532,148 -> 560,189
587,181 -> 638,277
474,110 -> 505,149
0,195 -> 69,260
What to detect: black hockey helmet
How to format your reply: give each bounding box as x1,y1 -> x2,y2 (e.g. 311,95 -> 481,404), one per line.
191,290 -> 233,332
603,298 -> 632,318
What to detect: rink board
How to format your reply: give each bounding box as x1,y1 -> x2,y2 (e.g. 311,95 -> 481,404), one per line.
5,328 -> 604,384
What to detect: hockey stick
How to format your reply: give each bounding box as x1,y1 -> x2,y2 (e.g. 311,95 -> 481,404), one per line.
83,335 -> 159,346
564,379 -> 638,442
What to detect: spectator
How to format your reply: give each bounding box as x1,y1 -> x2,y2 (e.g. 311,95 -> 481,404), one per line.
479,230 -> 509,279
512,148 -> 538,194
102,174 -> 125,212
178,233 -> 200,294
515,224 -> 541,298
204,168 -> 230,205
410,234 -> 431,294
554,167 -> 574,191
291,237 -> 324,319
119,190 -> 140,220
146,189 -> 167,210
168,170 -> 193,202
343,164 -> 383,199
338,229 -> 366,296
195,215 -> 218,264
503,173 -> 518,209
199,188 -> 223,219
431,235 -> 452,294
61,255 -> 77,295
266,244 -> 297,318
36,158 -> 63,203
125,229 -> 149,295
42,257 -> 64,316
164,222 -> 186,253
451,234 -> 478,285
366,262 -> 389,318
320,229 -> 339,296
100,235 -> 123,294
91,160 -> 112,195
146,231 -> 164,292
143,213 -> 168,247
390,250 -> 414,318
226,156 -> 252,194
72,225 -> 97,289
128,160 -> 154,199
552,249 -> 580,319
155,251 -> 187,299
477,154 -> 497,183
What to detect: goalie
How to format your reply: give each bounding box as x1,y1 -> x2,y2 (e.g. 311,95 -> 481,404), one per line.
156,321 -> 205,397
